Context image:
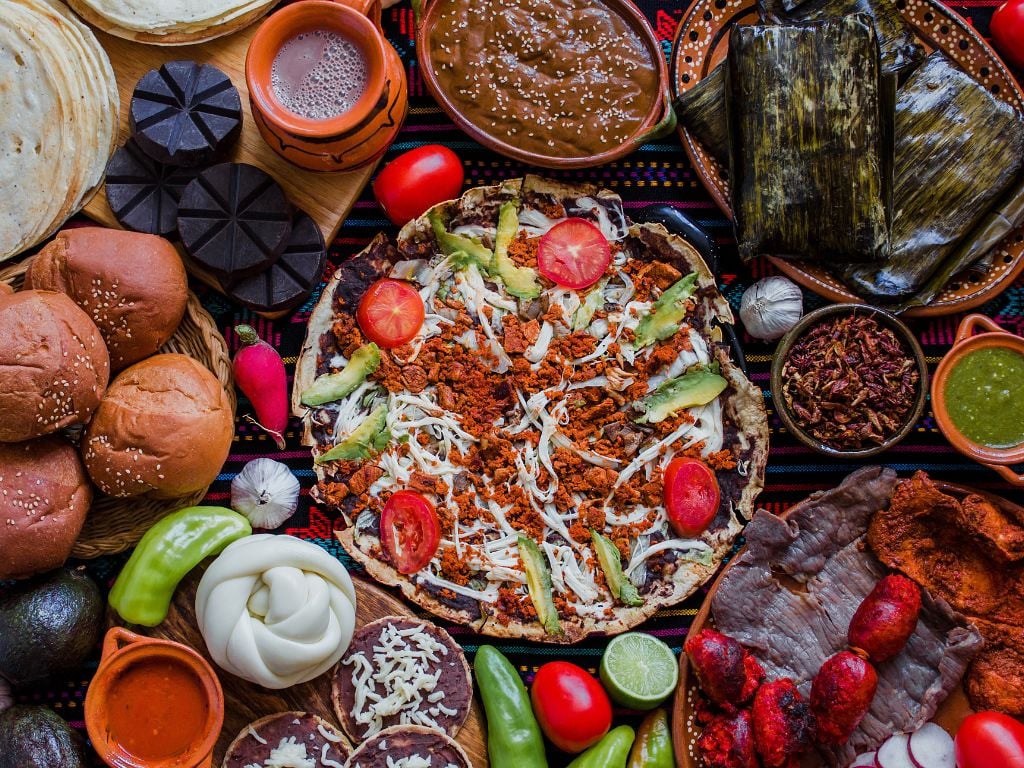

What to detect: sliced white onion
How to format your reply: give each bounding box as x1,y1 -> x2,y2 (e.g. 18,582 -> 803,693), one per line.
876,734 -> 914,768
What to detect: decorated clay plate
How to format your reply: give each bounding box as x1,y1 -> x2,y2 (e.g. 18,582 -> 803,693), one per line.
670,0 -> 1024,317
668,481 -> 1020,768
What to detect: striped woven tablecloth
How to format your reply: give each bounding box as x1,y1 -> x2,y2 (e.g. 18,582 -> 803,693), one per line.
8,0 -> 1024,762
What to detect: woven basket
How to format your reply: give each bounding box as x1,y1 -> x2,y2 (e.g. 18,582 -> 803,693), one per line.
0,256 -> 236,558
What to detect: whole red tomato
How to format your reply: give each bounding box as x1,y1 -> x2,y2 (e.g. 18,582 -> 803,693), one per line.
992,0 -> 1024,70
372,145 -> 464,226
955,711 -> 1024,768
530,661 -> 612,753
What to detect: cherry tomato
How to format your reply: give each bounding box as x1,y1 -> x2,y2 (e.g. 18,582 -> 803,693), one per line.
955,711 -> 1024,768
372,145 -> 464,226
357,279 -> 425,349
992,0 -> 1024,70
530,661 -> 612,753
537,218 -> 612,290
380,490 -> 440,574
663,457 -> 721,538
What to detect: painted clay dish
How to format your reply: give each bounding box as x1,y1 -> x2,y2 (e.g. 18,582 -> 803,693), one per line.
669,480 -> 1021,768
670,0 -> 1024,316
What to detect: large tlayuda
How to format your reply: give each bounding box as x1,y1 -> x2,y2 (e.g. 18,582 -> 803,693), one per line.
294,176 -> 768,642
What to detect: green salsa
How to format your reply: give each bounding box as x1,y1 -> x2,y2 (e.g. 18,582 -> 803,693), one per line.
943,347 -> 1024,448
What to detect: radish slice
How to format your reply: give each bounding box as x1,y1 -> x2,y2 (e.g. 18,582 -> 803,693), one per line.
849,752 -> 877,767
908,723 -> 955,768
877,734 -> 915,768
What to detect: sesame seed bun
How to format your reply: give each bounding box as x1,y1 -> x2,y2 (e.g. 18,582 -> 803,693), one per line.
82,353 -> 233,498
0,289 -> 110,442
0,436 -> 92,580
27,228 -> 188,369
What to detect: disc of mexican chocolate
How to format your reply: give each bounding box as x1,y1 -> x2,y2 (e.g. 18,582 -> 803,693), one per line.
105,139 -> 196,237
130,61 -> 242,168
177,163 -> 292,280
222,210 -> 327,312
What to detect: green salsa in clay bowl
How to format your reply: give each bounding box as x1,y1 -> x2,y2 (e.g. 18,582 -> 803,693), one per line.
932,314 -> 1024,486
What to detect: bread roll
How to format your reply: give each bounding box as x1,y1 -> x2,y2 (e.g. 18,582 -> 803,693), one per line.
28,228 -> 188,369
82,353 -> 233,498
0,437 -> 92,579
0,290 -> 110,442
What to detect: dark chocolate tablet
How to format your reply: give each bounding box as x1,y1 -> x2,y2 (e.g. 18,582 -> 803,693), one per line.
176,162 -> 292,280
223,210 -> 327,312
104,139 -> 196,237
130,61 -> 242,168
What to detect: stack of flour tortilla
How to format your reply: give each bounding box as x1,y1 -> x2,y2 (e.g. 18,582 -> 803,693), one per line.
66,0 -> 278,43
0,0 -> 117,263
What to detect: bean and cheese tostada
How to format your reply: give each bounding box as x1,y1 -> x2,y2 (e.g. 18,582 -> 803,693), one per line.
294,176 -> 768,642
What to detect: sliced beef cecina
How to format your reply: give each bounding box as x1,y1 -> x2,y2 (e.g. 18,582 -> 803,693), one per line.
712,466 -> 983,767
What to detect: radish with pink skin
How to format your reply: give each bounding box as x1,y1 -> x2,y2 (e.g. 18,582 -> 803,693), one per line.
876,734 -> 915,768
233,324 -> 288,450
908,723 -> 955,768
850,752 -> 877,767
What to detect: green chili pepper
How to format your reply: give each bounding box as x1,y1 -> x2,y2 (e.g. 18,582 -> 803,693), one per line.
627,709 -> 674,768
567,725 -> 635,768
109,506 -> 251,627
474,645 -> 548,768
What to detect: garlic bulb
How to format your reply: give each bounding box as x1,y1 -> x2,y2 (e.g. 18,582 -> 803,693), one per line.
739,276 -> 804,341
231,458 -> 300,529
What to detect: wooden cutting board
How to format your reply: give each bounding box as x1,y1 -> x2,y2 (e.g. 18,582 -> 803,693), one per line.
83,20 -> 377,313
115,571 -> 489,767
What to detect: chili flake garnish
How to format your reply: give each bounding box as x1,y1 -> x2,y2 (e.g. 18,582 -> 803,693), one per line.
780,313 -> 919,449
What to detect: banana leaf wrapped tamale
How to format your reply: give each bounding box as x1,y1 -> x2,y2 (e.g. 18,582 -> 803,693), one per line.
729,16 -> 893,263
759,0 -> 922,78
843,52 -> 1024,302
676,0 -> 919,165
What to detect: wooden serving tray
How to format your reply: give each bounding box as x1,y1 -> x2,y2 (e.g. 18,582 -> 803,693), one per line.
83,20 -> 377,314
670,0 -> 1024,317
116,573 -> 489,767
669,482 -> 1023,768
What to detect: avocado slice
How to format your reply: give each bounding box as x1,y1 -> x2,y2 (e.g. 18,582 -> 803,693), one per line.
634,368 -> 728,424
591,530 -> 643,606
316,404 -> 390,463
572,280 -> 607,331
491,200 -> 542,300
430,211 -> 492,270
633,272 -> 699,348
517,536 -> 562,635
300,343 -> 381,406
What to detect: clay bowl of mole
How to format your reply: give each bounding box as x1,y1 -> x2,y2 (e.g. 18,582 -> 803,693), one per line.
414,0 -> 674,169
769,304 -> 928,459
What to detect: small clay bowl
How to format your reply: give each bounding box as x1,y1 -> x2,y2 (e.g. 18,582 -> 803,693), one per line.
414,0 -> 674,169
770,304 -> 928,458
931,314 -> 1024,486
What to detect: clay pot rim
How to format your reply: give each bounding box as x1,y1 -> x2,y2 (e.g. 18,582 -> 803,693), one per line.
931,314 -> 1024,465
414,0 -> 672,169
246,0 -> 387,139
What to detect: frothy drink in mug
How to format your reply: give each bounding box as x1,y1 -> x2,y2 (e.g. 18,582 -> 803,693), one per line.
270,29 -> 369,120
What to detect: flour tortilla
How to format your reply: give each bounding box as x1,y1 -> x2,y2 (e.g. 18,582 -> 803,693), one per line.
66,0 -> 277,43
296,178 -> 769,643
0,0 -> 116,262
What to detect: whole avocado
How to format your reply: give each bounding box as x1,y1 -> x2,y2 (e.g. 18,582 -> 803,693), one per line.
0,705 -> 88,768
0,567 -> 103,686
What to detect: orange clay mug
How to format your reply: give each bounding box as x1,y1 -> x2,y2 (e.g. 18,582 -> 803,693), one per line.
85,627 -> 224,768
246,0 -> 408,172
931,314 -> 1024,486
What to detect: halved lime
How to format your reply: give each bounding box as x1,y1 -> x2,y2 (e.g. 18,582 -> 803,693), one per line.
599,632 -> 679,710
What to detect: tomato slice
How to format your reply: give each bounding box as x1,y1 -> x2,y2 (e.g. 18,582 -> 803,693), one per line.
380,490 -> 440,574
663,457 -> 721,538
356,279 -> 425,349
537,218 -> 612,290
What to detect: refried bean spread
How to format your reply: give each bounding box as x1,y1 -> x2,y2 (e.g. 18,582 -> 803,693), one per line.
427,0 -> 659,158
